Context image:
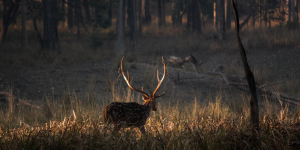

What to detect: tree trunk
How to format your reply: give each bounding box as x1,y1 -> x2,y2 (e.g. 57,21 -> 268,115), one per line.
0,0 -> 16,43
43,0 -> 60,51
292,0 -> 297,22
28,0 -> 43,48
191,0 -> 201,32
295,0 -> 299,23
139,0 -> 143,35
286,0 -> 291,22
22,0 -> 27,46
264,0 -> 267,28
158,0 -> 162,26
109,0 -> 113,24
67,0 -> 74,30
143,0 -> 151,24
161,0 -> 166,25
214,2 -> 217,29
115,0 -> 127,56
231,0 -> 260,143
83,0 -> 91,23
127,0 -> 137,51
172,0 -> 181,26
217,0 -> 225,40
186,0 -> 192,29
259,0 -> 261,28
74,0 -> 82,40
225,0 -> 231,30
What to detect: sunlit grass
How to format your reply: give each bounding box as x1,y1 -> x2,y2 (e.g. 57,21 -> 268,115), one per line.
1,78 -> 300,149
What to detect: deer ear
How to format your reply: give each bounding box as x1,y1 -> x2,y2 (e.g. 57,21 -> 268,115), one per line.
142,95 -> 149,101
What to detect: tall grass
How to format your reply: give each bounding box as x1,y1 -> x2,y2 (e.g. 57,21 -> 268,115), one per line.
1,77 -> 300,149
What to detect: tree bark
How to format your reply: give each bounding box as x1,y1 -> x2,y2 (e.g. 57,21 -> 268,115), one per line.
158,0 -> 162,26
83,0 -> 91,23
231,0 -> 260,142
108,0 -> 113,24
225,0 -> 231,30
27,0 -> 43,48
43,0 -> 60,51
214,2 -> 217,29
115,0 -> 127,56
67,0 -> 74,30
186,0 -> 192,29
286,0 -> 291,22
191,0 -> 201,32
0,0 -> 16,43
74,0 -> 82,40
127,0 -> 137,51
139,0 -> 143,35
161,0 -> 166,25
217,0 -> 225,40
22,0 -> 27,46
143,0 -> 151,24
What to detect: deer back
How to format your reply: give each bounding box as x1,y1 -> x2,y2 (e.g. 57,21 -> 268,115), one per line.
105,102 -> 151,127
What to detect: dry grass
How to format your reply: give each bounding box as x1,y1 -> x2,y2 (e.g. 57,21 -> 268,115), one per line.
0,80 -> 300,149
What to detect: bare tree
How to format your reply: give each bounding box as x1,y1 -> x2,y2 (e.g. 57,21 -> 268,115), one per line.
225,0 -> 231,30
67,0 -> 74,30
286,0 -> 291,22
143,0 -> 151,24
231,0 -> 260,143
158,0 -> 162,26
161,0 -> 166,25
22,0 -> 27,46
139,0 -> 143,35
186,0 -> 192,29
217,0 -> 225,40
0,0 -> 20,43
115,0 -> 127,56
83,0 -> 91,23
43,0 -> 60,51
127,0 -> 137,51
191,0 -> 201,32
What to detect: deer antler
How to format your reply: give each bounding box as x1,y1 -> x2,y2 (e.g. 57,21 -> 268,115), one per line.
121,57 -> 150,97
153,57 -> 166,97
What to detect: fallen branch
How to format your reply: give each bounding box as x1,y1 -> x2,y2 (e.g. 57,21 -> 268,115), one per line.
0,91 -> 42,109
169,65 -> 300,105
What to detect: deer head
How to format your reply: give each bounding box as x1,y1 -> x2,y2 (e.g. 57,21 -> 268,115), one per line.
120,57 -> 166,111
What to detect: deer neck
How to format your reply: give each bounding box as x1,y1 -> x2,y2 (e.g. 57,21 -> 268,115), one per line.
142,100 -> 152,112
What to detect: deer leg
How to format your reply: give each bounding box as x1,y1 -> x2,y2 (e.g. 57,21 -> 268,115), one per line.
139,126 -> 146,134
113,124 -> 122,133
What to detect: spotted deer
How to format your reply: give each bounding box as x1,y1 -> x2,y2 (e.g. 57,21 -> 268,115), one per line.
103,57 -> 166,134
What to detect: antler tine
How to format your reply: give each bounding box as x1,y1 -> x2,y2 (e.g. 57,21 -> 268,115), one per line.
121,57 -> 149,97
157,69 -> 160,82
153,57 -> 166,96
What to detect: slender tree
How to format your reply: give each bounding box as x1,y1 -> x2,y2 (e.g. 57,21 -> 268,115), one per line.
158,0 -> 162,26
43,0 -> 60,51
191,0 -> 201,32
217,0 -> 225,40
0,0 -> 18,43
83,0 -> 91,23
143,0 -> 151,24
115,0 -> 127,56
286,0 -> 291,22
225,0 -> 231,30
67,0 -> 74,30
161,0 -> 166,25
231,0 -> 260,144
127,0 -> 137,51
22,0 -> 27,46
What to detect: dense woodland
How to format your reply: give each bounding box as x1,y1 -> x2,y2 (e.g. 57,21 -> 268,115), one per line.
0,0 -> 299,54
